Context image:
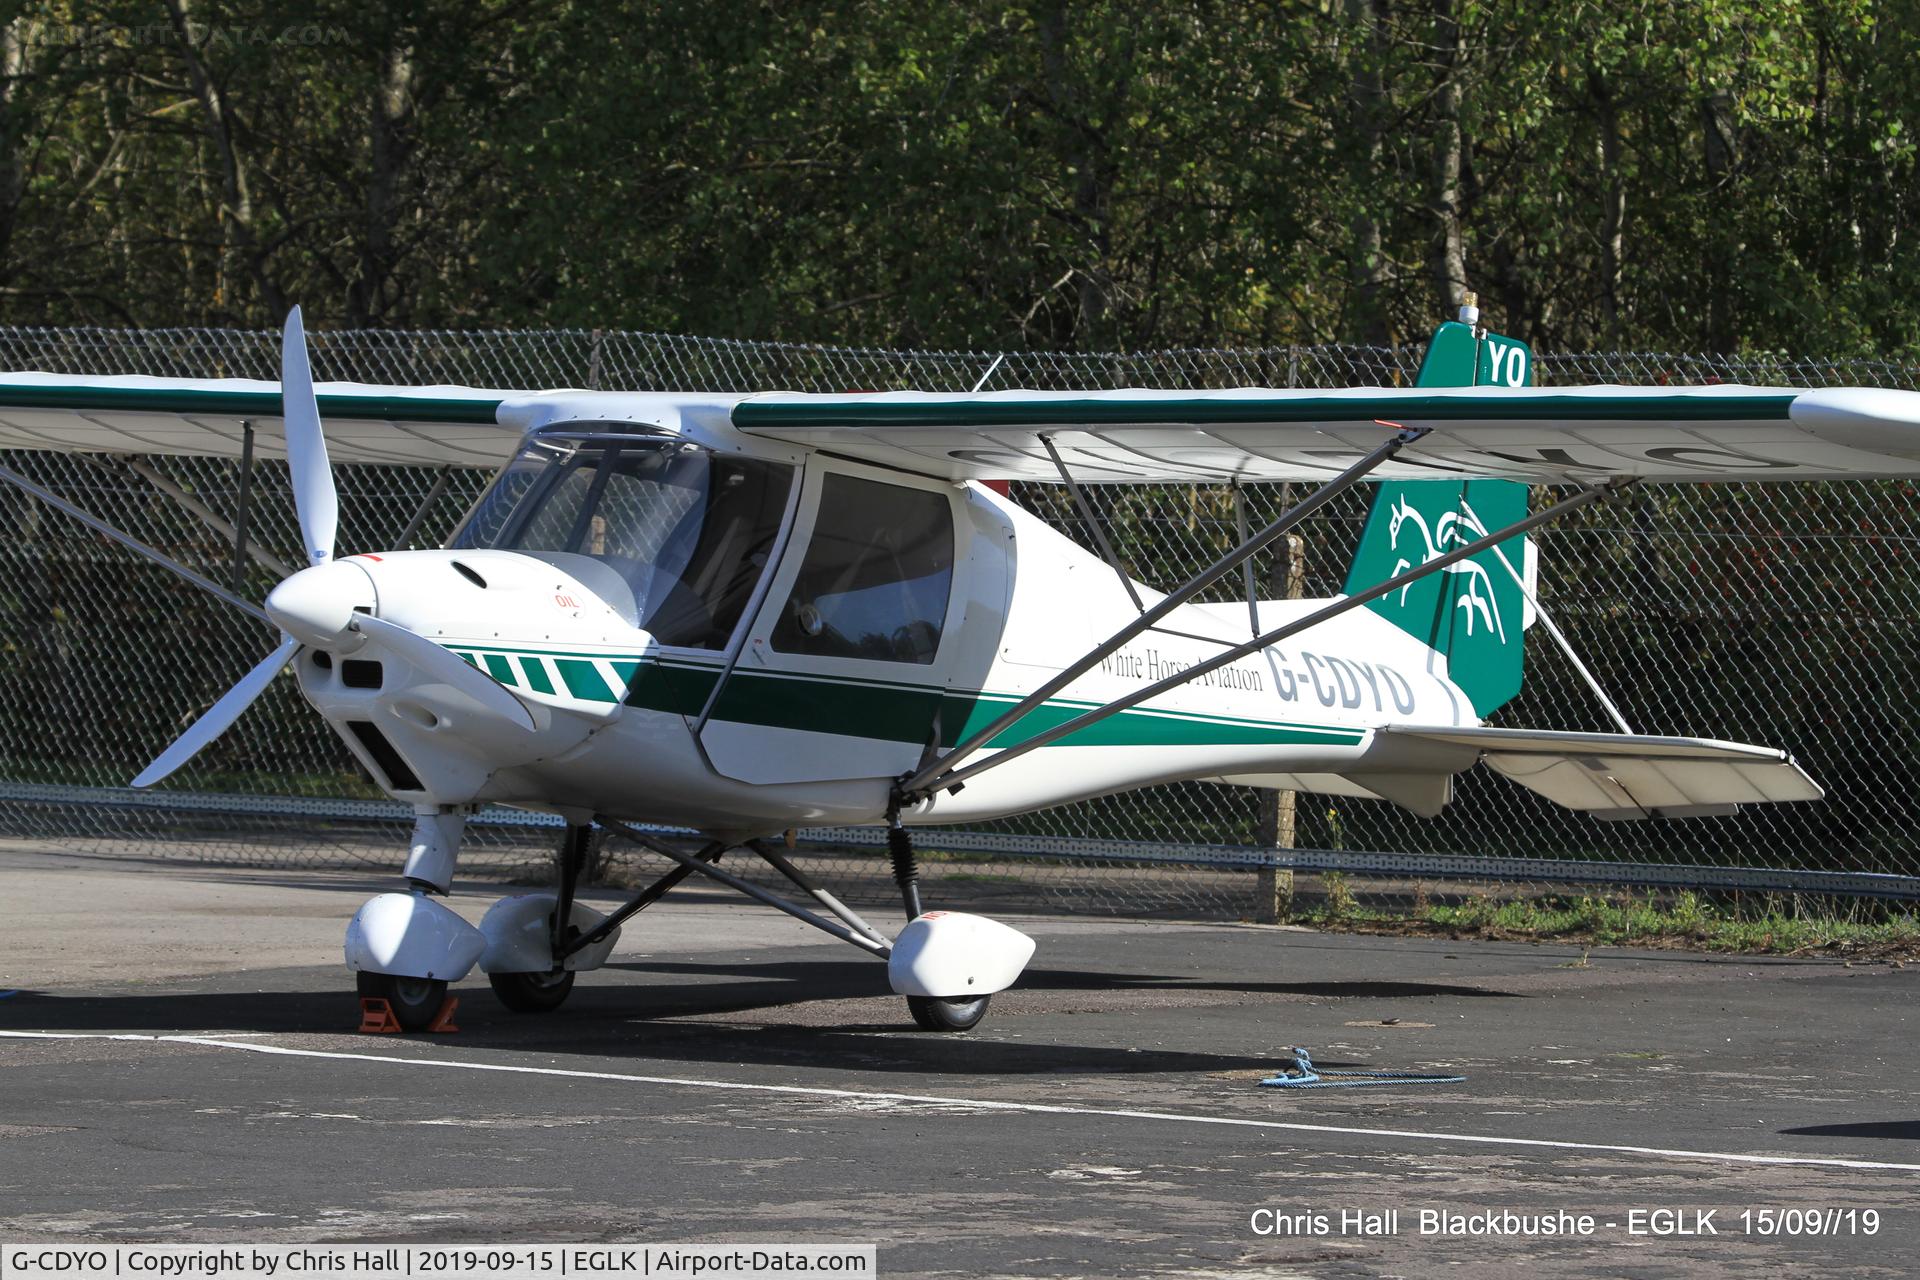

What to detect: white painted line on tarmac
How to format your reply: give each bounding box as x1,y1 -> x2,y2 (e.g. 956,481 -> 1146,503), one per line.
4,1028 -> 1915,1173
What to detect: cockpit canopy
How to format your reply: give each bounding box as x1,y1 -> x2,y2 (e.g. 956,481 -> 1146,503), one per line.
451,432 -> 793,649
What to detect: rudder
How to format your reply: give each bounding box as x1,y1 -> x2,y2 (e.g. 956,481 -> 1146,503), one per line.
1343,319 -> 1533,717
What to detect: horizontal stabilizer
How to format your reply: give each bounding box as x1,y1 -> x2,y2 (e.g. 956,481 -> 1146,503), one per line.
1380,725 -> 1823,819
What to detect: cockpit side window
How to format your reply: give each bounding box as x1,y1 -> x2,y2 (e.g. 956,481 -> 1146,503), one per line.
447,444 -> 561,549
450,438 -> 794,651
511,457 -> 598,552
770,474 -> 954,665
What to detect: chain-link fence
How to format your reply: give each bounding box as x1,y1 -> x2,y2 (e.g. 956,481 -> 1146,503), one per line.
1,323 -> 1916,920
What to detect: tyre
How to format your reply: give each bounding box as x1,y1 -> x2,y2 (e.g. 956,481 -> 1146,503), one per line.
488,968 -> 576,1013
355,970 -> 449,1032
907,993 -> 991,1032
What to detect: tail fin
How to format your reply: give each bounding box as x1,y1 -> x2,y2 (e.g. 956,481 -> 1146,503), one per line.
1343,319 -> 1534,717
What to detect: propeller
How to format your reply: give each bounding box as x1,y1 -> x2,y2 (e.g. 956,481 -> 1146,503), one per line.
279,307 -> 338,566
132,637 -> 301,788
131,307 -> 529,788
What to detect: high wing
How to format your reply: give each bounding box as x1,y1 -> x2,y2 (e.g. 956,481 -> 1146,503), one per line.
13,371 -> 1920,482
1379,725 -> 1823,820
0,373 -> 517,467
732,383 -> 1920,482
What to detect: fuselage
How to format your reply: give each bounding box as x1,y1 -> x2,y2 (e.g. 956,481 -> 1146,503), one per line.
283,393 -> 1483,840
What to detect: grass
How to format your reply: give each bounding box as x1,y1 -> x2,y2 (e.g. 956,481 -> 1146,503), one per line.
1295,889 -> 1920,958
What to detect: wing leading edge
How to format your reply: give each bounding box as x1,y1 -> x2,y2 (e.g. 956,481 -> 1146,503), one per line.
732,383 -> 1920,483
0,372 -> 516,467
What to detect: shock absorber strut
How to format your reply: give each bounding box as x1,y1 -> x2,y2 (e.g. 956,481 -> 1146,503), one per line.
886,809 -> 923,921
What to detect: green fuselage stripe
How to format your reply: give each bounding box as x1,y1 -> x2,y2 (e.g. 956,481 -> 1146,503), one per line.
517,655 -> 555,695
458,646 -> 1365,750
555,658 -> 616,702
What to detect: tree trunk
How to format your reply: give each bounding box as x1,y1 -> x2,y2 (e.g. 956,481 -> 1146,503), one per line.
163,0 -> 285,321
1038,2 -> 1115,351
1592,73 -> 1626,344
1429,0 -> 1468,314
350,36 -> 417,326
0,20 -> 23,284
1345,0 -> 1390,344
1702,88 -> 1736,352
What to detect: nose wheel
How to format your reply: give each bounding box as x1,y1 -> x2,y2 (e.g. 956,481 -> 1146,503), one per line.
355,971 -> 448,1033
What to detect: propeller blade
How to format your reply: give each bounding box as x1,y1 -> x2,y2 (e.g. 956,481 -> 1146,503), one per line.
281,306 -> 338,566
352,615 -> 536,732
132,636 -> 301,788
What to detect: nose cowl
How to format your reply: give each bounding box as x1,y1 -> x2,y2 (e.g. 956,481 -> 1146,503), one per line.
266,560 -> 376,648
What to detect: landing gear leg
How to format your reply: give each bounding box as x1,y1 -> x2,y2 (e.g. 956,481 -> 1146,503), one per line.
486,822 -> 593,1014
888,813 -> 990,1032
344,805 -> 486,1029
886,814 -> 923,920
552,822 -> 593,955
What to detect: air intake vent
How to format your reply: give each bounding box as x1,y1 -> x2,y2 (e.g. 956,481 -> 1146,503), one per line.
341,659 -> 383,689
345,721 -> 423,792
451,560 -> 488,588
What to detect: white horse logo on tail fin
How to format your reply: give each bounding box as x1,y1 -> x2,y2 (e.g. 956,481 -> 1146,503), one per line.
1385,497 -> 1508,644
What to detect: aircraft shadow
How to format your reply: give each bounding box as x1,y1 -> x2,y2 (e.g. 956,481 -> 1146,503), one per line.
0,956 -> 1513,1078
0,986 -> 1341,1078
606,957 -> 1521,1002
1778,1121 -> 1920,1142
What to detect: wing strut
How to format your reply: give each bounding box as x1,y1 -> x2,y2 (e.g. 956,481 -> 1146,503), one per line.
0,462 -> 270,623
897,426 -> 1433,800
1039,434 -> 1143,613
899,475 -> 1641,803
1485,536 -> 1634,734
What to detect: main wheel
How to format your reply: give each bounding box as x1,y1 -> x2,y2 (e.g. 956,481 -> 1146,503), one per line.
356,970 -> 448,1032
488,968 -> 576,1013
907,993 -> 991,1032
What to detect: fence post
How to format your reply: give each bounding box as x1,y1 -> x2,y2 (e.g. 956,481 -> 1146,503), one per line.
587,328 -> 606,390
1255,513 -> 1307,923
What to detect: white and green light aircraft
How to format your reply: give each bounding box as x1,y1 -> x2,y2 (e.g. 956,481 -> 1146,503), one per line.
3,305 -> 1916,1031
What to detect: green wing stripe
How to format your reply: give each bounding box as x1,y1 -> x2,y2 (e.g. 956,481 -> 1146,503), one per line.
734,391 -> 1797,431
0,382 -> 504,424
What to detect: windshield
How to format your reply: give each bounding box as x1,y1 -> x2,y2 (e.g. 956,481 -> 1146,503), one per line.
452,438 -> 794,650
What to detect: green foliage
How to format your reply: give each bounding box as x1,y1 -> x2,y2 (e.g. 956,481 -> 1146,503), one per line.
0,2 -> 1914,353
1401,891 -> 1920,953
1321,870 -> 1356,920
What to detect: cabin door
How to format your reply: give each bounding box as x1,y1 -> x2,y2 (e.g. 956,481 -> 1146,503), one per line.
698,457 -> 968,784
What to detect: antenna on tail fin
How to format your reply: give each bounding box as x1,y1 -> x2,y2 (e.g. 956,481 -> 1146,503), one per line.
1343,297 -> 1535,717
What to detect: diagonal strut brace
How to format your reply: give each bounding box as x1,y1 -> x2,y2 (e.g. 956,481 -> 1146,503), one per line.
896,426 -> 1435,800
598,819 -> 892,956
902,476 -> 1641,801
0,463 -> 270,623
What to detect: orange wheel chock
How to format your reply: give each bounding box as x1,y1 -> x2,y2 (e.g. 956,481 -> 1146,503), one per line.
426,996 -> 460,1034
357,997 -> 402,1034
356,994 -> 460,1035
